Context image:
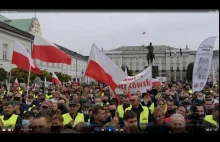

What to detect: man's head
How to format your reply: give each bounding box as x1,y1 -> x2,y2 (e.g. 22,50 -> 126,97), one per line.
123,110 -> 137,132
135,91 -> 142,99
213,104 -> 219,121
153,107 -> 165,125
204,99 -> 213,111
108,103 -> 117,118
68,100 -> 80,115
95,97 -> 102,105
31,113 -> 51,133
13,93 -> 22,103
51,114 -> 64,132
170,114 -> 186,133
130,95 -> 140,108
167,99 -> 175,111
176,105 -> 186,117
92,105 -> 106,123
11,100 -> 20,111
3,101 -> 14,115
122,96 -> 130,108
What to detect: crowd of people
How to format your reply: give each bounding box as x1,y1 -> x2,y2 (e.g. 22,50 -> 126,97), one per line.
0,80 -> 219,133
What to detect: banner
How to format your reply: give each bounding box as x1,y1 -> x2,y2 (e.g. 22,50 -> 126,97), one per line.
192,36 -> 217,93
117,65 -> 152,94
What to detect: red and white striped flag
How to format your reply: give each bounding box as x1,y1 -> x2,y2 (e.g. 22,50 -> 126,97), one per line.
13,78 -> 19,87
52,72 -> 61,85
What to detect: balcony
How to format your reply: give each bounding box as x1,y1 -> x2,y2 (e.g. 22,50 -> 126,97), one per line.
161,70 -> 166,72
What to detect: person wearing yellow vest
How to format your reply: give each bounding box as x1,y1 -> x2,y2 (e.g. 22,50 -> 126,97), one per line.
0,101 -> 22,132
205,104 -> 219,128
62,100 -> 89,128
125,95 -> 151,130
141,94 -> 154,114
117,96 -> 131,118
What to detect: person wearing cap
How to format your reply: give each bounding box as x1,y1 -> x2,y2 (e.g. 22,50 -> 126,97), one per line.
39,101 -> 52,114
11,100 -> 24,116
62,100 -> 89,128
20,111 -> 35,132
0,101 -> 22,132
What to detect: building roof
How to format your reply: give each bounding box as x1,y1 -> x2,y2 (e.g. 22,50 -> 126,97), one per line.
0,15 -> 36,32
0,20 -> 88,61
111,45 -> 178,51
0,20 -> 34,39
54,43 -> 88,61
0,15 -> 8,21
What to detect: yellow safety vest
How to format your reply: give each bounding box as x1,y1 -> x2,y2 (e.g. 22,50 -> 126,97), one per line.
34,94 -> 38,99
101,102 -> 109,106
28,105 -> 36,111
125,105 -> 149,130
0,114 -> 18,130
117,104 -> 131,118
149,103 -> 154,114
205,115 -> 219,128
62,113 -> 85,127
188,89 -> 192,94
45,94 -> 52,100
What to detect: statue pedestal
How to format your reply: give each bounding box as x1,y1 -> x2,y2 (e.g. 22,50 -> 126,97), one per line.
144,66 -> 158,78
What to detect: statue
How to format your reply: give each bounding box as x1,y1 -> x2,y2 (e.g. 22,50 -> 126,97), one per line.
146,42 -> 155,65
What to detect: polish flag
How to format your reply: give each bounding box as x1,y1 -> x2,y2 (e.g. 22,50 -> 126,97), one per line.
32,34 -> 72,65
152,78 -> 163,87
85,44 -> 127,99
12,41 -> 40,74
52,72 -> 61,85
75,78 -> 79,87
13,78 -> 19,87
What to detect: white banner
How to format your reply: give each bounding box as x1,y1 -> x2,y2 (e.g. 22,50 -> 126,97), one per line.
192,36 -> 217,93
117,65 -> 152,94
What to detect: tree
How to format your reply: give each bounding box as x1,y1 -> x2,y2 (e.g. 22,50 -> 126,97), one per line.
0,68 -> 7,82
121,66 -> 133,76
186,62 -> 194,82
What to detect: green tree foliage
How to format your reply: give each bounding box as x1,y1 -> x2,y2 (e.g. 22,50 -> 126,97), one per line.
0,68 -> 7,82
9,68 -> 71,83
186,62 -> 194,82
121,66 -> 133,76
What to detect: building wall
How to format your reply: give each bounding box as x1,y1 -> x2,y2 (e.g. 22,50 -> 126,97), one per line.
104,47 -> 219,82
0,27 -> 33,71
0,26 -> 88,82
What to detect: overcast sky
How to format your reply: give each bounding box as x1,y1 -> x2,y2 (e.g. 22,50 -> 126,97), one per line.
1,11 -> 219,56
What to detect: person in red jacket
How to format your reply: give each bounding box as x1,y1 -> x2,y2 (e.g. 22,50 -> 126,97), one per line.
164,105 -> 189,124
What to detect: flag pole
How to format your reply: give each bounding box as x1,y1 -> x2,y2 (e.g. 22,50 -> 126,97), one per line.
8,63 -> 13,89
26,65 -> 31,103
142,33 -> 143,45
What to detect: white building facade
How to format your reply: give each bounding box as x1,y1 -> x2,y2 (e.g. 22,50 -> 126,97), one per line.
104,45 -> 219,82
0,21 -> 88,82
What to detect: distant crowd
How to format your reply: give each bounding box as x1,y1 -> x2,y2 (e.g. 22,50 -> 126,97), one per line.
0,80 -> 219,133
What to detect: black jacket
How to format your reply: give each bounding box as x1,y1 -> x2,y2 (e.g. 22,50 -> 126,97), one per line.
144,122 -> 171,134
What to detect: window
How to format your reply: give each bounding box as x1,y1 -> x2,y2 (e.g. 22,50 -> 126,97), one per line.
170,67 -> 173,71
3,44 -> 8,60
177,66 -> 180,71
183,66 -> 186,70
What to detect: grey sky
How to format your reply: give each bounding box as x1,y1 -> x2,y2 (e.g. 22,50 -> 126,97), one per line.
1,11 -> 219,56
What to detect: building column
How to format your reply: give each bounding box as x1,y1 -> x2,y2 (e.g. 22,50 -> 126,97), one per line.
174,70 -> 176,82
